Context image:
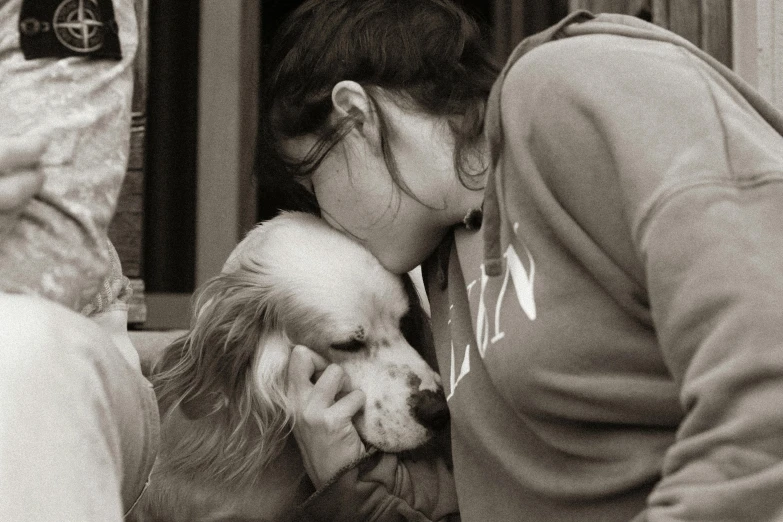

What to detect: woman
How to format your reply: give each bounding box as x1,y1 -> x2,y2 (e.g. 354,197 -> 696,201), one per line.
263,1 -> 783,520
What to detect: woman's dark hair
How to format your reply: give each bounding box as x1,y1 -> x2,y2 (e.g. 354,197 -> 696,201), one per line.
257,0 -> 499,216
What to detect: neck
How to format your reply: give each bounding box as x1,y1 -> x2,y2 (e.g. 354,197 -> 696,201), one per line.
447,176 -> 485,228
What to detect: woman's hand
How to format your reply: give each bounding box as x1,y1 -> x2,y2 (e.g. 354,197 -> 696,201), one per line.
286,344 -> 367,489
0,135 -> 46,214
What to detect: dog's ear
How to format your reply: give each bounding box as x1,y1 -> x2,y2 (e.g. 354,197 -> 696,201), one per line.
399,273 -> 438,373
152,271 -> 272,420
399,272 -> 454,469
151,268 -> 299,480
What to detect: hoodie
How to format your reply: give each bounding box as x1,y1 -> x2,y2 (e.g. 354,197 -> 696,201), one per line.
424,10 -> 783,522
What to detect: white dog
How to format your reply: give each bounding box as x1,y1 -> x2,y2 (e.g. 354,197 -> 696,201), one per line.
130,211 -> 448,521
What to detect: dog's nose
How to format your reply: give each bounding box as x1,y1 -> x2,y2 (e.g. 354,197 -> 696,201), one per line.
411,389 -> 450,431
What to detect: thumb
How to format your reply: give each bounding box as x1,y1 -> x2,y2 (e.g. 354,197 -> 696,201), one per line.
331,389 -> 366,420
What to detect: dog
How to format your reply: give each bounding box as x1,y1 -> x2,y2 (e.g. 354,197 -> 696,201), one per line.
130,212 -> 449,521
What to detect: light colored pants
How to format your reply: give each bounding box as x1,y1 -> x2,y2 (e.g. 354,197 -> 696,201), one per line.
0,294 -> 159,521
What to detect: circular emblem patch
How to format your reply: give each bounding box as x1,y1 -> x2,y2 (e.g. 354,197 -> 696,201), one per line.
53,0 -> 104,53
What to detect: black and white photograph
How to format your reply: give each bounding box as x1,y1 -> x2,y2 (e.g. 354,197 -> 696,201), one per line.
1,1 -> 782,521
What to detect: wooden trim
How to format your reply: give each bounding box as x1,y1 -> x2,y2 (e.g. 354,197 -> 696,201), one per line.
570,0 -> 647,15
573,0 -> 732,67
652,0 -> 670,27
141,293 -> 193,330
492,1 -> 526,61
238,0 -> 261,237
733,0 -> 783,111
700,0 -> 732,68
131,0 -> 148,120
110,0 -> 149,323
757,0 -> 783,108
668,0 -> 701,45
127,278 -> 148,324
109,169 -> 143,277
732,0 -> 758,87
196,0 -> 261,286
492,1 -> 569,62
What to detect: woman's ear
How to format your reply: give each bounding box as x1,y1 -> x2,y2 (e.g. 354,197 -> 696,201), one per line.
332,80 -> 381,152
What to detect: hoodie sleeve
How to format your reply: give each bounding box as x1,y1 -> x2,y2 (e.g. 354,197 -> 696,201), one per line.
294,450 -> 460,522
501,32 -> 783,521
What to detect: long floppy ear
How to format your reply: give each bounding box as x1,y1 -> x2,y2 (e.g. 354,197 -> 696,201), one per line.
152,266 -> 300,481
399,272 -> 453,469
399,273 -> 438,372
152,269 -> 274,420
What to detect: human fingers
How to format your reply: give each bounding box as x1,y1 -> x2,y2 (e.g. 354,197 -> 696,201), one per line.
330,389 -> 366,420
291,366 -> 366,488
305,363 -> 349,411
286,345 -> 329,395
0,135 -> 47,172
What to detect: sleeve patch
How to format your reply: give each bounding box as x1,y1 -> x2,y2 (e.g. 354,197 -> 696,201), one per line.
19,0 -> 122,61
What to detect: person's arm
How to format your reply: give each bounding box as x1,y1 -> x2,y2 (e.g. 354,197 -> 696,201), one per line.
0,0 -> 138,311
503,33 -> 783,521
295,449 -> 459,522
624,87 -> 783,520
287,345 -> 460,522
629,145 -> 783,522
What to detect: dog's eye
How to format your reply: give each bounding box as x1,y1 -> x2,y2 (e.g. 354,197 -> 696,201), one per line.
330,339 -> 365,352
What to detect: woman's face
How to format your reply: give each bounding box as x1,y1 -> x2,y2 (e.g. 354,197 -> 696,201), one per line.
285,98 -> 484,274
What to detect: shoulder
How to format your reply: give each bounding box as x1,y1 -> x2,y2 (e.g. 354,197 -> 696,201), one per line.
501,33 -> 696,111
496,31 -> 716,139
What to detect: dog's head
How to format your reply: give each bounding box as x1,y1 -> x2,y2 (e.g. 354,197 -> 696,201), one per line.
154,212 -> 447,479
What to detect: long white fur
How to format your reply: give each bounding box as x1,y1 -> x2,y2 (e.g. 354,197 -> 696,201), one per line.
131,211 -> 446,521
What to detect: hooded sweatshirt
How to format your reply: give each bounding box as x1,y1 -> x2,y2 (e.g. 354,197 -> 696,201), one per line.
423,10 -> 783,522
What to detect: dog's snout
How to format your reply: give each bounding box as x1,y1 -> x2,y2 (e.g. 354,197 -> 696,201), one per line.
411,389 -> 449,431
